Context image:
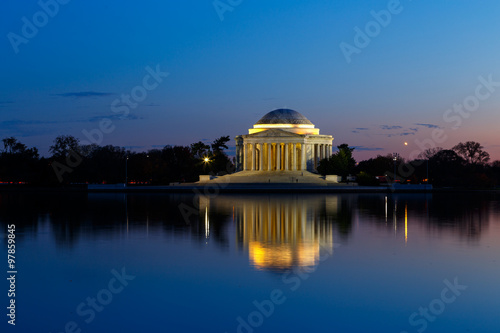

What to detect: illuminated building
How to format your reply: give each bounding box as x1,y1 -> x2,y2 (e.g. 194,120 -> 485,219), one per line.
235,109 -> 334,172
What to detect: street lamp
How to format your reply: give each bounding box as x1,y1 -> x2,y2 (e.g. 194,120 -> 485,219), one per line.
426,158 -> 429,185
125,155 -> 129,186
393,152 -> 399,183
202,156 -> 212,174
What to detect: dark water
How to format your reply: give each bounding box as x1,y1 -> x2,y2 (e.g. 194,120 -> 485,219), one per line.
1,192 -> 499,333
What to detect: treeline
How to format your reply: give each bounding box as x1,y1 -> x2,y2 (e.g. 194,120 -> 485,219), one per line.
2,136 -> 499,188
0,135 -> 233,185
318,141 -> 500,188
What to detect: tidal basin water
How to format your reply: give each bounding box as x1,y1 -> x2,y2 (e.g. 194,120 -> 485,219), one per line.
1,192 -> 499,333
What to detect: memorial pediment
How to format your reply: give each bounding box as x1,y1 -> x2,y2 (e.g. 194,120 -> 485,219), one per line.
248,129 -> 304,138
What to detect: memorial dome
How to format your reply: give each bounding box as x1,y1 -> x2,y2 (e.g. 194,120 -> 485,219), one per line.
255,109 -> 314,126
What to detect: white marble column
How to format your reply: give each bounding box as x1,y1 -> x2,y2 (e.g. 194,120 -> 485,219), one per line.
301,144 -> 306,171
243,143 -> 247,171
313,144 -> 316,170
292,144 -> 297,171
271,143 -> 275,171
284,144 -> 289,171
251,144 -> 256,171
276,143 -> 281,171
259,144 -> 264,171
267,143 -> 272,171
315,144 -> 319,169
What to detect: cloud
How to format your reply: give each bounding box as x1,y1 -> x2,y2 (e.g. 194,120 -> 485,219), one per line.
87,113 -> 143,122
386,132 -> 416,137
380,125 -> 403,130
1,119 -> 60,126
0,101 -> 14,107
414,123 -> 441,129
352,127 -> 371,133
0,119 -> 62,137
352,146 -> 384,151
0,111 -> 143,138
53,91 -> 114,98
409,128 -> 419,132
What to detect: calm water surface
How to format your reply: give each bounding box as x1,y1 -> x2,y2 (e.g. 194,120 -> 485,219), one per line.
1,192 -> 499,333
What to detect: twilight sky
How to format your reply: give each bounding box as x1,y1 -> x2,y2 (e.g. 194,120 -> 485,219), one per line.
2,0 -> 500,161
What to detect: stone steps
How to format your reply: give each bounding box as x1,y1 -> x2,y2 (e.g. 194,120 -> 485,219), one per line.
198,171 -> 336,184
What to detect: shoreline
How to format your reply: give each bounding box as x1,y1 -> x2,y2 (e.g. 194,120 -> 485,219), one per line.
3,183 -> 499,193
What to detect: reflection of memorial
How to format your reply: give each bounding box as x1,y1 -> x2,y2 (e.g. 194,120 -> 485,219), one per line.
233,196 -> 337,271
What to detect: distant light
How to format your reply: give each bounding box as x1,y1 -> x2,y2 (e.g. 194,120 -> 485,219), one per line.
204,157 -> 210,163
404,142 -> 408,146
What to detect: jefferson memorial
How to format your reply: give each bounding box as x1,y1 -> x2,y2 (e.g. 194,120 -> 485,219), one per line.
235,109 -> 333,173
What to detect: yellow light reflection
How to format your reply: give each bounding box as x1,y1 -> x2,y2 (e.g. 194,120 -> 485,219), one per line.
205,206 -> 209,239
238,199 -> 334,271
405,203 -> 408,245
385,196 -> 388,223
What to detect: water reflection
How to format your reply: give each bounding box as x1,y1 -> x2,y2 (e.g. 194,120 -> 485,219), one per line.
1,191 -> 499,333
230,196 -> 335,271
0,192 -> 497,251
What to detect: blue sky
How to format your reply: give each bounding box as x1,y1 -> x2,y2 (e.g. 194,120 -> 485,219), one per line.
1,0 -> 500,160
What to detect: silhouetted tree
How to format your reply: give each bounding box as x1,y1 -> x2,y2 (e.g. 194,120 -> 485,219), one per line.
317,144 -> 356,178
356,154 -> 394,177
453,141 -> 490,165
190,141 -> 211,159
2,137 -> 17,154
211,136 -> 230,153
418,147 -> 443,160
428,150 -> 466,186
50,135 -> 81,158
0,137 -> 42,183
